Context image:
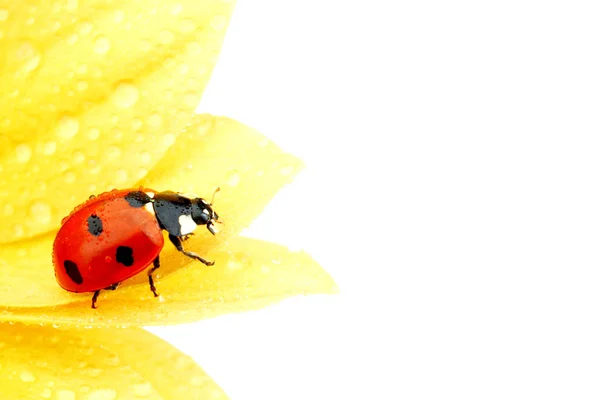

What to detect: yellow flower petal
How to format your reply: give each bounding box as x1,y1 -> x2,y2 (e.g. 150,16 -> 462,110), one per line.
1,237 -> 337,326
0,115 -> 336,324
0,0 -> 235,242
0,323 -> 228,399
0,115 -> 305,307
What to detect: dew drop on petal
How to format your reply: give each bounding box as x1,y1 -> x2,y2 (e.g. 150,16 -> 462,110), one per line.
147,113 -> 162,128
93,35 -> 111,54
3,204 -> 14,216
15,42 -> 41,76
140,152 -> 151,164
30,201 -> 52,224
40,388 -> 52,398
171,3 -> 183,15
76,81 -> 88,91
280,166 -> 295,176
15,143 -> 32,163
56,115 -> 80,139
66,0 -> 78,11
210,15 -> 228,31
55,389 -> 76,400
19,370 -> 36,382
179,19 -> 196,34
113,9 -> 125,23
106,145 -> 122,159
112,82 -> 139,108
159,29 -> 175,44
132,383 -> 152,397
162,133 -> 176,147
0,9 -> 9,21
226,169 -> 240,186
64,171 -> 76,183
87,128 -> 100,140
42,141 -> 57,155
115,169 -> 128,183
87,388 -> 117,400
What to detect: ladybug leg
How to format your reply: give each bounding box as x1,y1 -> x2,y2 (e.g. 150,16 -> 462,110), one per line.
168,234 -> 214,266
182,233 -> 195,242
91,283 -> 120,309
147,257 -> 160,297
91,290 -> 101,309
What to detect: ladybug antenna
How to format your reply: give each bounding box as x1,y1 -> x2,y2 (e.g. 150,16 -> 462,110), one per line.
210,187 -> 220,206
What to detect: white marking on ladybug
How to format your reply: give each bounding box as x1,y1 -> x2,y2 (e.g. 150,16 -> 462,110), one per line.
144,202 -> 155,215
145,192 -> 155,198
200,199 -> 208,205
202,209 -> 210,215
178,214 -> 197,235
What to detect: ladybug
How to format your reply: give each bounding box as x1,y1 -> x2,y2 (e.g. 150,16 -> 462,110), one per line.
53,188 -> 220,308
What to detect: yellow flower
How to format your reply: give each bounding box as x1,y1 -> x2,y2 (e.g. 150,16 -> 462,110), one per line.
0,1 -> 337,397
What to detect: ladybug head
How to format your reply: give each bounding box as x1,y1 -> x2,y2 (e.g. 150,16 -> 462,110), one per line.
191,188 -> 220,235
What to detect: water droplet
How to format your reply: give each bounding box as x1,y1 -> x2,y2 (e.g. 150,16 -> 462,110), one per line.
3,204 -> 14,216
15,143 -> 32,163
171,4 -> 183,15
178,64 -> 189,75
106,145 -> 122,159
86,368 -> 102,377
67,33 -> 78,45
261,265 -> 271,273
55,389 -> 76,400
112,82 -> 139,108
186,42 -> 202,56
76,63 -> 88,74
87,128 -> 100,140
115,169 -> 128,183
0,9 -> 9,21
226,169 -> 240,186
42,141 -> 57,155
70,152 -> 84,165
94,35 -> 111,54
66,0 -> 78,11
14,43 -> 41,76
132,118 -> 143,130
30,201 -> 52,224
140,152 -> 151,164
113,10 -> 125,23
179,19 -> 196,34
132,383 -> 152,397
280,166 -> 295,176
147,113 -> 162,128
79,21 -> 93,35
227,252 -> 249,271
19,370 -> 36,382
40,388 -> 52,398
87,159 -> 101,174
105,354 -> 120,366
136,168 -> 148,179
76,81 -> 88,91
256,169 -> 265,177
159,30 -> 175,44
189,375 -> 207,386
210,15 -> 228,31
56,115 -> 80,139
64,171 -> 76,183
162,133 -> 176,147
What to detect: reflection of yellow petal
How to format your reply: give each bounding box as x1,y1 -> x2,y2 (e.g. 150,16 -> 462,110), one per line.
0,115 -> 306,308
0,0 -> 235,242
0,323 -> 228,399
1,237 -> 338,326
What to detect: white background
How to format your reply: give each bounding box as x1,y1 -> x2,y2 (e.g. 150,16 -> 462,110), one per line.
148,1 -> 600,399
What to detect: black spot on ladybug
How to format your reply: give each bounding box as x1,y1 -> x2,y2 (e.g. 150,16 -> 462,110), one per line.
87,214 -> 103,236
63,260 -> 83,285
116,246 -> 134,267
125,191 -> 152,208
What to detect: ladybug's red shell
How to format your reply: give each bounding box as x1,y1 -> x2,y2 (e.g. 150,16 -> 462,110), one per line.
53,189 -> 164,292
